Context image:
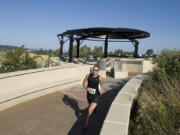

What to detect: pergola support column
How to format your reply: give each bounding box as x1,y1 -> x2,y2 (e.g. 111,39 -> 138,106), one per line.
57,28 -> 149,61
134,44 -> 139,58
69,35 -> 74,62
131,39 -> 139,58
60,35 -> 64,58
57,35 -> 64,58
76,39 -> 80,58
104,35 -> 108,58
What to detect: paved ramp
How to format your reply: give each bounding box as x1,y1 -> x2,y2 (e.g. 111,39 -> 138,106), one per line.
0,77 -> 130,135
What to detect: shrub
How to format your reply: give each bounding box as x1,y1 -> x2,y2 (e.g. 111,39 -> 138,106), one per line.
129,49 -> 180,135
153,49 -> 180,79
0,46 -> 61,74
44,54 -> 60,67
0,46 -> 38,73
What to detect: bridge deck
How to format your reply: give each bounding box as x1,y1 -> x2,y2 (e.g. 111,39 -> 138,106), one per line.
0,76 -> 130,135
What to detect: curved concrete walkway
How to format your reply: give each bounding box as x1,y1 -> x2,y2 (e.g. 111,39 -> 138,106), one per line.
0,77 -> 130,135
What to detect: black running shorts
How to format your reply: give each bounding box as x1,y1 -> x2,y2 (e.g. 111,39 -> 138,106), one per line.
87,92 -> 100,104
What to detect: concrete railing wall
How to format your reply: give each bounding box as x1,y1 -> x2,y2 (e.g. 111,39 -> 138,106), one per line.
0,64 -> 92,111
100,73 -> 147,135
121,61 -> 143,73
142,60 -> 155,73
120,59 -> 154,73
106,59 -> 154,74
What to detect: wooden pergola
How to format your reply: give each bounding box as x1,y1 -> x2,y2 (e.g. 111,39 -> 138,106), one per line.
57,27 -> 150,62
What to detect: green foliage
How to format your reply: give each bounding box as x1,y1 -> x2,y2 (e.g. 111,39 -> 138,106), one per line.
31,48 -> 57,56
146,49 -> 154,55
0,46 -> 38,73
153,49 -> 180,79
124,51 -> 134,55
44,55 -> 53,67
129,76 -> 180,135
114,49 -> 123,55
129,49 -> 180,135
79,45 -> 91,57
42,54 -> 60,67
0,45 -> 19,51
109,51 -> 114,55
0,46 -> 61,73
92,46 -> 103,57
0,51 -> 5,65
54,48 -> 60,57
72,45 -> 77,57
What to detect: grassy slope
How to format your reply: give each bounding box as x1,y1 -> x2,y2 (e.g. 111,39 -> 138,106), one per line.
129,50 -> 180,135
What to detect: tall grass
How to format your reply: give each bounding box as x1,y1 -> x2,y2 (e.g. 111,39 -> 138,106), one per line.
129,49 -> 180,135
0,46 -> 60,73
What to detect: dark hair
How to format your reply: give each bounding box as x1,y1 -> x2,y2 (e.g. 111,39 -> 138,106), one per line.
93,65 -> 99,70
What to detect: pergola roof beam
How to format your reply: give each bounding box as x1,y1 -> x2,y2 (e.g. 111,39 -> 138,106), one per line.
57,27 -> 150,60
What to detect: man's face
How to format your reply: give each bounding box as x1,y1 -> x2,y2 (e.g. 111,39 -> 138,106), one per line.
93,67 -> 99,76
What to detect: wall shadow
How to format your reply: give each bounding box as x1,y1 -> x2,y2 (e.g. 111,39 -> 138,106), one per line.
66,79 -> 128,135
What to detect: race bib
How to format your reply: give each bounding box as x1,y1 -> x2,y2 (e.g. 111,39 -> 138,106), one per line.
89,88 -> 96,94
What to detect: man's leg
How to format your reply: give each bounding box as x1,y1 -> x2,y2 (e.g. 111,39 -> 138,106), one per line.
84,103 -> 97,129
93,95 -> 100,114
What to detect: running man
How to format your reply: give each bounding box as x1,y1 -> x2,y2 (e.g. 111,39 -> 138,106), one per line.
82,65 -> 104,132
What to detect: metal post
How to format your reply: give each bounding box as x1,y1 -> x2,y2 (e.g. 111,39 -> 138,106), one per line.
76,39 -> 80,58
104,35 -> 108,58
69,35 -> 74,62
134,44 -> 139,58
60,35 -> 64,58
134,40 -> 139,58
130,39 -> 139,58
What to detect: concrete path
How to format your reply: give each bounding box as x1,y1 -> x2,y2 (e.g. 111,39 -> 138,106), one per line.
0,76 -> 130,135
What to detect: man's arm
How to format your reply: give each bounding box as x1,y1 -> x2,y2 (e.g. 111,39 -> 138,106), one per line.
99,76 -> 104,95
83,74 -> 89,89
82,74 -> 92,92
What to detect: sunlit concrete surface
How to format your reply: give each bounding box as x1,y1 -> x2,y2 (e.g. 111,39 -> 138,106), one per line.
0,76 -> 130,135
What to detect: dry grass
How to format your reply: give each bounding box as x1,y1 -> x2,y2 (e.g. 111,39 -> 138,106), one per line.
29,53 -> 61,68
0,49 -> 61,73
129,49 -> 180,135
129,74 -> 180,135
0,51 -> 6,66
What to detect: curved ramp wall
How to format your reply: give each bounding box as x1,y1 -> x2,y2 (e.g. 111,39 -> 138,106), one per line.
100,73 -> 147,135
0,64 -> 92,111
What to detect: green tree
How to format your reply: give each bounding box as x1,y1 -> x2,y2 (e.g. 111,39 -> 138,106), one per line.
0,45 -> 38,73
153,49 -> 180,78
79,45 -> 91,57
67,45 -> 78,57
31,48 -> 56,56
48,49 -> 53,55
109,51 -> 114,55
124,51 -> 134,55
92,46 -> 103,57
114,49 -> 123,55
146,49 -> 154,55
39,48 -> 43,54
55,48 -> 60,57
129,49 -> 180,135
72,45 -> 77,57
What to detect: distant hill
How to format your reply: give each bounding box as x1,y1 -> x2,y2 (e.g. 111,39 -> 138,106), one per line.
0,45 -> 33,51
0,45 -> 20,51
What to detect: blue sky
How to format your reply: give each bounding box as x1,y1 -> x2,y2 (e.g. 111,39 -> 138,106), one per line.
0,0 -> 179,54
